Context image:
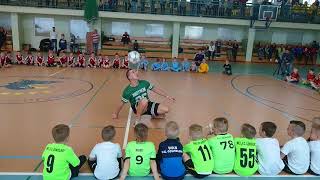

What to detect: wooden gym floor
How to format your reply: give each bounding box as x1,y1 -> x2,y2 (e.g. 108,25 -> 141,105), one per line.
0,62 -> 319,179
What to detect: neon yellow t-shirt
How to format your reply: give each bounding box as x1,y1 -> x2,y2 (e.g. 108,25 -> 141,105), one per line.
125,141 -> 156,176
183,139 -> 214,174
198,63 -> 209,73
234,138 -> 258,176
42,143 -> 80,180
208,133 -> 235,174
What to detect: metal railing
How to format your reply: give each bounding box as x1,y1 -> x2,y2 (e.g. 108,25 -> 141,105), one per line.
0,0 -> 320,24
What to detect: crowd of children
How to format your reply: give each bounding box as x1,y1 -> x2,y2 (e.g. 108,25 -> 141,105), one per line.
42,117 -> 320,179
285,67 -> 320,91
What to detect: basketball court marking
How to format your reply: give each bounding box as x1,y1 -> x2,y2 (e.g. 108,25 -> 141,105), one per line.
48,68 -> 67,77
68,72 -> 114,127
122,108 -> 133,149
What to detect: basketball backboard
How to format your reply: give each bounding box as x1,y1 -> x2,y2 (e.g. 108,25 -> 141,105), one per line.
258,5 -> 279,21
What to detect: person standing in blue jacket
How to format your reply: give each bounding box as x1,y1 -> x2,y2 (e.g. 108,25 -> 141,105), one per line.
161,58 -> 169,71
171,57 -> 181,72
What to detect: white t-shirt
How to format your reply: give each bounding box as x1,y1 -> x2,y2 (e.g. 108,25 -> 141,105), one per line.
256,138 -> 284,175
89,142 -> 122,180
50,31 -> 58,40
309,140 -> 320,175
281,137 -> 310,174
208,45 -> 215,52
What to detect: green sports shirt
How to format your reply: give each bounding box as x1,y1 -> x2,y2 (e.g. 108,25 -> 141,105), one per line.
125,141 -> 156,176
121,80 -> 154,108
42,143 -> 80,180
234,138 -> 258,176
183,139 -> 214,174
208,133 -> 235,174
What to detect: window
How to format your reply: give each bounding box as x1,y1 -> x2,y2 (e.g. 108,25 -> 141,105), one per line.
70,20 -> 89,40
145,24 -> 164,37
184,26 -> 203,39
34,17 -> 54,36
112,22 -> 131,35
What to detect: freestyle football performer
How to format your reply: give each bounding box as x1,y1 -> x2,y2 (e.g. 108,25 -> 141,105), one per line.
112,69 -> 175,125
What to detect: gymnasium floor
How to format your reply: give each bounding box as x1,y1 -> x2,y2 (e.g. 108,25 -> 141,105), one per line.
0,62 -> 319,179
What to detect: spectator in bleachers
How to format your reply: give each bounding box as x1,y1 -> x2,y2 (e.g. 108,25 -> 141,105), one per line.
212,0 -> 219,16
131,0 -> 138,12
50,27 -> 58,52
179,0 -> 187,15
58,34 -> 67,56
92,29 -> 100,54
160,0 -> 166,14
226,41 -> 233,61
133,40 -> 139,51
226,0 -> 233,16
140,0 -> 146,12
124,0 -> 130,12
0,27 -> 7,50
121,32 -> 131,45
239,0 -> 247,16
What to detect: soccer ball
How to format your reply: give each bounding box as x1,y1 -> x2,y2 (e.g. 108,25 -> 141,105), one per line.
128,51 -> 141,64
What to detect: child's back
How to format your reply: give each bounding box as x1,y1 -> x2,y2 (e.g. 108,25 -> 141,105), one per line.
208,117 -> 235,174
158,121 -> 186,180
256,122 -> 284,175
234,124 -> 258,176
309,117 -> 320,175
126,140 -> 156,176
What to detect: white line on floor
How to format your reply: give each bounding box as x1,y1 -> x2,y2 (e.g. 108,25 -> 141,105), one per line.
122,108 -> 133,150
48,68 -> 67,77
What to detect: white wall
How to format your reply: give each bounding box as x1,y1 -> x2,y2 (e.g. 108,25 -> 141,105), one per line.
19,14 -> 87,49
101,18 -> 173,38
0,12 -> 11,29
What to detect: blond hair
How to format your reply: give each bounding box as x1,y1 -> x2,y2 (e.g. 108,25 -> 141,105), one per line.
213,117 -> 229,133
165,121 -> 179,139
189,124 -> 203,140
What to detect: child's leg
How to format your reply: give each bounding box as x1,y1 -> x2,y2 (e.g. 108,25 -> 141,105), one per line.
282,157 -> 297,175
70,155 -> 87,178
87,159 -> 97,173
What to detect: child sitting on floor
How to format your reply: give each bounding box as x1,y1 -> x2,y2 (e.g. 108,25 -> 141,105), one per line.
140,55 -> 148,71
68,52 -> 76,67
102,55 -> 111,69
121,55 -> 129,69
286,68 -> 300,83
190,61 -> 197,72
15,51 -> 24,65
223,60 -> 232,75
113,54 -> 121,69
47,51 -> 56,67
234,124 -> 258,176
120,123 -> 160,180
97,54 -> 103,68
88,126 -> 122,180
181,58 -> 190,72
281,121 -> 310,175
0,52 -> 6,67
303,68 -> 316,85
171,57 -> 181,72
57,52 -> 68,67
5,51 -> 12,65
151,58 -> 161,71
36,52 -> 44,66
308,117 -> 320,175
198,59 -> 209,73
311,73 -> 320,91
161,58 -> 169,71
25,52 -> 34,66
257,122 -> 284,175
157,121 -> 186,180
88,52 -> 97,68
77,52 -> 86,68
183,124 -> 214,178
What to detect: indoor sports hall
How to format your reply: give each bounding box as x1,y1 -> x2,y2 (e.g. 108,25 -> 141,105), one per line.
0,0 -> 320,180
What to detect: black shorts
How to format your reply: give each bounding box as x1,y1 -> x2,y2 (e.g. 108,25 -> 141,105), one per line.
185,159 -> 210,179
132,101 -> 160,116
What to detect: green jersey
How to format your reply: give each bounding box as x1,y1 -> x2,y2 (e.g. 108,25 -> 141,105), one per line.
121,80 -> 154,108
208,133 -> 235,174
183,139 -> 214,174
125,141 -> 156,176
234,138 -> 258,176
42,143 -> 80,180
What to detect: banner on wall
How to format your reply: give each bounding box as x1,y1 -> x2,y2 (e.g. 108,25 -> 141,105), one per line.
34,17 -> 54,37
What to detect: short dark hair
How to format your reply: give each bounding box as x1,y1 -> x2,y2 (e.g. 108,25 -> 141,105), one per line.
134,123 -> 148,141
52,124 -> 70,143
241,123 -> 256,139
261,122 -> 277,137
290,120 -> 306,136
101,126 -> 116,141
